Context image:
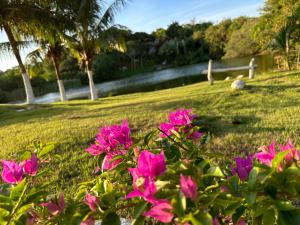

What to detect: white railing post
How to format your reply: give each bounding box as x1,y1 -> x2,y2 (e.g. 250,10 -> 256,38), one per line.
207,59 -> 214,85
249,58 -> 255,79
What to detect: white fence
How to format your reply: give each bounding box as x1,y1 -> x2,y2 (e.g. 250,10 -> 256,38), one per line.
202,58 -> 257,85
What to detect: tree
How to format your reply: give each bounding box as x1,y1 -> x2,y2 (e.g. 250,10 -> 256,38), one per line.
254,0 -> 300,50
63,0 -> 127,100
204,19 -> 232,59
224,19 -> 260,58
0,0 -> 59,104
27,37 -> 68,101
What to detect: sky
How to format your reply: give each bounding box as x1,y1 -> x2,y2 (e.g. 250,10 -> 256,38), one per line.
0,0 -> 264,72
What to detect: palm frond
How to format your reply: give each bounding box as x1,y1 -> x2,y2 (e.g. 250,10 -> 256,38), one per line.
0,40 -> 34,54
98,0 -> 128,30
25,48 -> 44,65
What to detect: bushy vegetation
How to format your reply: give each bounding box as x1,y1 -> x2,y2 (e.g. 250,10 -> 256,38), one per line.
1,105 -> 300,224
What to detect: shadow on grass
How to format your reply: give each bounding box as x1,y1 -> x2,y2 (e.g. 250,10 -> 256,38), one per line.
0,104 -> 79,128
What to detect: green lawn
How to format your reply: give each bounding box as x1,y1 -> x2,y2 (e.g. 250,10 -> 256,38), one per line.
1,70 -> 300,192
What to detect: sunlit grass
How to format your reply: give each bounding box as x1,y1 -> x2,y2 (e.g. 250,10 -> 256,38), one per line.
1,70 -> 300,192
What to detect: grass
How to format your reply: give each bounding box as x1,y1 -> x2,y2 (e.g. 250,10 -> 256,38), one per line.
1,70 -> 300,193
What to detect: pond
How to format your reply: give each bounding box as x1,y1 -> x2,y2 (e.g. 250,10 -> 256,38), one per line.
34,54 -> 273,103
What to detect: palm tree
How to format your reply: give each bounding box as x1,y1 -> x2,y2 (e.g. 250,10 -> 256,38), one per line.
0,0 -> 57,104
27,37 -> 68,101
63,0 -> 127,100
272,5 -> 299,70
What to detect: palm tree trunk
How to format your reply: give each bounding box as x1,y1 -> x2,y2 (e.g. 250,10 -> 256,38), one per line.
86,61 -> 97,100
51,55 -> 67,101
3,24 -> 35,104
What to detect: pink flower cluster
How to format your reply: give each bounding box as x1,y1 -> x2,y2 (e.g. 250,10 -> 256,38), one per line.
86,120 -> 133,170
159,108 -> 203,140
126,150 -> 198,223
126,150 -> 173,223
1,154 -> 38,184
256,139 -> 300,170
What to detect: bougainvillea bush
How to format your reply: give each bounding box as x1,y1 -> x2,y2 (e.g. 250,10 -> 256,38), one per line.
1,108 -> 300,225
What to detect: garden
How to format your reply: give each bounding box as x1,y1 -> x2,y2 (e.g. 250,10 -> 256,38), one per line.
1,70 -> 300,224
1,0 -> 300,224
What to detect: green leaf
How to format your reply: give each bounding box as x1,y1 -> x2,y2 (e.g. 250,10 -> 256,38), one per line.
155,180 -> 170,190
0,195 -> 13,205
18,150 -> 32,161
102,212 -> 121,225
189,212 -> 213,225
206,166 -> 224,177
275,201 -> 297,211
131,216 -> 145,225
170,129 -> 181,138
144,130 -> 157,146
172,191 -> 186,218
0,208 -> 9,218
262,209 -> 275,225
132,201 -> 148,225
165,145 -> 181,161
272,151 -> 289,170
224,202 -> 243,216
244,192 -> 256,205
53,154 -> 63,161
278,210 -> 300,225
23,190 -> 47,204
248,167 -> 259,190
13,204 -> 32,221
37,143 -> 55,158
103,180 -> 113,193
232,206 -> 246,224
10,179 -> 28,202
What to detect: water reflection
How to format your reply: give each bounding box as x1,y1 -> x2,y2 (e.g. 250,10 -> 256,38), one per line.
34,55 -> 273,103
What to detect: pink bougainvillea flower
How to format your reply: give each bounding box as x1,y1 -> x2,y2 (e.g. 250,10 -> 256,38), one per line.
280,139 -> 300,162
102,151 -> 125,170
212,218 -> 220,225
23,154 -> 38,176
1,160 -> 23,184
190,130 -> 203,139
126,168 -> 157,203
220,185 -> 229,193
95,120 -> 133,152
80,216 -> 95,225
86,120 -> 133,157
159,108 -> 202,140
144,201 -> 174,223
231,155 -> 254,181
41,193 -> 65,216
85,144 -> 104,156
168,108 -> 196,126
180,174 -> 198,200
137,151 -> 166,178
84,192 -> 98,211
126,151 -> 166,203
159,122 -> 177,137
26,209 -> 39,225
256,141 -> 277,166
